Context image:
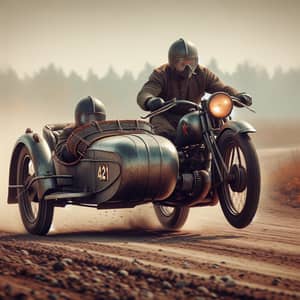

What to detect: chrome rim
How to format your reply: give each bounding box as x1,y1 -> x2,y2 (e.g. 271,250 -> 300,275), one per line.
224,144 -> 247,214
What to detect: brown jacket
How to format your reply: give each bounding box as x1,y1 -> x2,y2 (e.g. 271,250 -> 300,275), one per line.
137,64 -> 239,111
55,124 -> 77,162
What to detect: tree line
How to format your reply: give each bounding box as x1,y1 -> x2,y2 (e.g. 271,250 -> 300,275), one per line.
0,60 -> 299,124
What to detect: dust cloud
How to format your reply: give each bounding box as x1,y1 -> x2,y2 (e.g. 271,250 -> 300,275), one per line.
0,169 -> 23,232
0,115 -> 28,233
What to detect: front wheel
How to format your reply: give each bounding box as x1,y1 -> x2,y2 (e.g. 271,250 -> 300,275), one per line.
17,147 -> 54,235
154,205 -> 189,230
216,130 -> 260,228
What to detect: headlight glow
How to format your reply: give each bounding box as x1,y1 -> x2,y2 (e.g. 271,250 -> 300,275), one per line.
208,93 -> 233,118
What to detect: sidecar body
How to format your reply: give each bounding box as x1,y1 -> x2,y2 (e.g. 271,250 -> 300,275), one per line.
8,120 -> 179,209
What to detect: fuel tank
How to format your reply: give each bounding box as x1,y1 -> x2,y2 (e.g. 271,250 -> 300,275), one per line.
176,111 -> 203,147
54,133 -> 178,205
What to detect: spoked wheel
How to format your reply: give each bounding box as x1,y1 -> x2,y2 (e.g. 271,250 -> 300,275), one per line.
217,130 -> 260,228
17,147 -> 54,235
154,205 -> 189,230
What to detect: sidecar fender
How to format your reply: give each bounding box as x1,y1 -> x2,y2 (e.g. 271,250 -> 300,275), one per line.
219,120 -> 256,135
8,132 -> 56,204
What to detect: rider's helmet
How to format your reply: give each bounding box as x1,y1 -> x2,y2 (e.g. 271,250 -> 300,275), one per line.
168,38 -> 198,75
75,96 -> 106,126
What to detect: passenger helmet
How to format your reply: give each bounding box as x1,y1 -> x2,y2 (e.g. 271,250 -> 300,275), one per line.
168,38 -> 198,73
75,96 -> 106,126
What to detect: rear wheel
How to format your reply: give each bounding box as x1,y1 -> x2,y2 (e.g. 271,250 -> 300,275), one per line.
217,130 -> 260,228
154,205 -> 189,230
17,147 -> 54,235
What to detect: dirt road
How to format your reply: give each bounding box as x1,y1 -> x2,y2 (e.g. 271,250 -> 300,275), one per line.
0,148 -> 299,299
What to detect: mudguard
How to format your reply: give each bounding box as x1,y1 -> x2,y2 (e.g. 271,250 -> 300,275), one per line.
7,132 -> 56,204
219,120 -> 256,136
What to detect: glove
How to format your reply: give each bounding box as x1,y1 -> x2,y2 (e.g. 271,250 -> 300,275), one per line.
236,92 -> 252,106
145,97 -> 164,111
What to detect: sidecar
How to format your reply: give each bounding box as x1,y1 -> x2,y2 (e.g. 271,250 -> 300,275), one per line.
7,119 -> 179,235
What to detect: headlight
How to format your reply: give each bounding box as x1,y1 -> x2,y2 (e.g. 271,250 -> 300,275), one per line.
208,92 -> 233,118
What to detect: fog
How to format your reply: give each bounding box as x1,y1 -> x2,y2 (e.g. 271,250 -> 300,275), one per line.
1,0 -> 299,77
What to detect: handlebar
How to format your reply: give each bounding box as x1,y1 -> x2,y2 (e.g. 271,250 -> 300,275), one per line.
141,95 -> 255,119
141,99 -> 200,119
231,97 -> 256,113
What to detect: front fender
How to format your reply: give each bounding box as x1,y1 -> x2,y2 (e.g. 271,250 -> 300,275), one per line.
7,132 -> 56,204
219,120 -> 256,135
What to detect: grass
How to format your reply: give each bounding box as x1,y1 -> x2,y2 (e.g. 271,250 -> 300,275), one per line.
270,151 -> 300,207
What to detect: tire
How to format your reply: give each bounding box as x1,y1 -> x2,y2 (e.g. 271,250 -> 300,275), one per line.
216,130 -> 260,228
154,205 -> 189,230
17,147 -> 54,235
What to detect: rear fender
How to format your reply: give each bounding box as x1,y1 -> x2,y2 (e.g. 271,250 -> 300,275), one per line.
8,132 -> 56,204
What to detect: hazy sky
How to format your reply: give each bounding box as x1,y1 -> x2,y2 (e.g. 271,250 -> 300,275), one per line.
0,0 -> 299,77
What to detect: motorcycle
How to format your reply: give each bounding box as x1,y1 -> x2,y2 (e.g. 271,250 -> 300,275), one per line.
144,92 -> 261,230
7,92 -> 260,235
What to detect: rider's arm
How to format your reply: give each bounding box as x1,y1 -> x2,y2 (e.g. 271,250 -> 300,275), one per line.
137,70 -> 164,110
56,125 -> 78,162
203,67 -> 239,96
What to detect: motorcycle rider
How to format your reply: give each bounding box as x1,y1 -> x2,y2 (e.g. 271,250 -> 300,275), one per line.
56,96 -> 106,162
137,38 -> 252,142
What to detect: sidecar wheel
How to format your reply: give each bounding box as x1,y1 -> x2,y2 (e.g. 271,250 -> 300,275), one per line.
154,205 -> 189,230
217,130 -> 260,228
17,147 -> 54,235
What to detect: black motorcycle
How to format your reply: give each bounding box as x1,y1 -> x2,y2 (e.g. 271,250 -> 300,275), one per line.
7,92 -> 260,235
143,92 -> 261,230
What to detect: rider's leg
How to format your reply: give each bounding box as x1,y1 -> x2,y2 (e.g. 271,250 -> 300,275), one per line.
150,115 -> 177,143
